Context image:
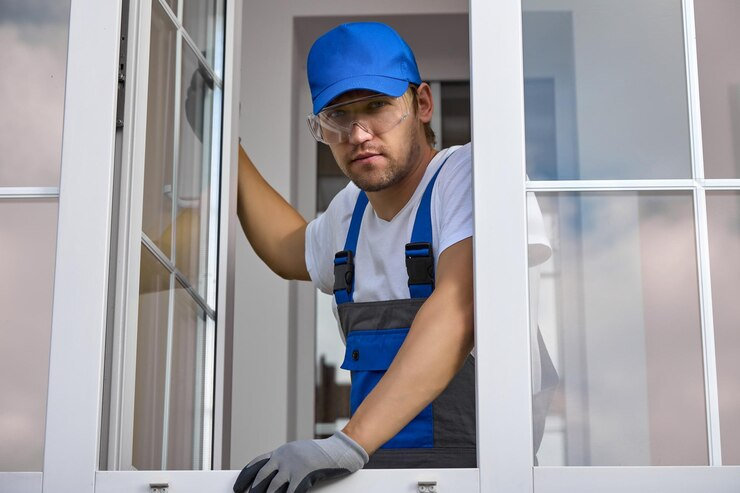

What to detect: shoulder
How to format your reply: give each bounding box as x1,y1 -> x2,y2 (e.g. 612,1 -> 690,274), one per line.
310,180 -> 362,232
429,144 -> 474,254
438,143 -> 471,171
434,143 -> 472,196
305,180 -> 363,293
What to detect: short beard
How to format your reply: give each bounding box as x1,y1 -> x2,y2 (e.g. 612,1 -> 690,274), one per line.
346,125 -> 422,192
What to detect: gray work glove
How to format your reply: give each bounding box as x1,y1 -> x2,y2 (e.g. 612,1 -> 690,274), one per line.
233,431 -> 369,493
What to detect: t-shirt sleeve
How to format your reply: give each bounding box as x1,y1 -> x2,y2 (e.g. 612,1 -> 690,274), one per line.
434,144 -> 552,267
434,145 -> 474,255
305,185 -> 359,295
527,191 -> 552,267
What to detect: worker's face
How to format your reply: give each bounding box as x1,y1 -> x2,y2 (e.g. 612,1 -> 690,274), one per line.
327,84 -> 433,192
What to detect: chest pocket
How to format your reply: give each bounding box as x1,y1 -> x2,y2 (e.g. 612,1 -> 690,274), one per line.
341,326 -> 434,449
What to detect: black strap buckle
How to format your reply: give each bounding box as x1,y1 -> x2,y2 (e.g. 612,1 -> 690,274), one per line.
333,250 -> 355,294
405,242 -> 435,286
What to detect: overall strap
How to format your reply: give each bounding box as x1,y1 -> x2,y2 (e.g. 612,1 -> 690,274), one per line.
334,191 -> 369,305
406,150 -> 454,299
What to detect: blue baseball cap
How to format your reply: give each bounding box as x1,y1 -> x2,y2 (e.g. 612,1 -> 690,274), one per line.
307,22 -> 422,114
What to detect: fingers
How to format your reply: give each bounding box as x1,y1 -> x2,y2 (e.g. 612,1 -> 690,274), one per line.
265,471 -> 290,493
249,468 -> 278,493
233,454 -> 270,493
291,468 -> 349,493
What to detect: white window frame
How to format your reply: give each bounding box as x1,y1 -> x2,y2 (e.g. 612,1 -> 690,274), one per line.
25,0 -> 740,492
104,0 -> 230,471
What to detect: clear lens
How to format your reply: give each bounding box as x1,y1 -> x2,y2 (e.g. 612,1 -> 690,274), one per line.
307,92 -> 411,144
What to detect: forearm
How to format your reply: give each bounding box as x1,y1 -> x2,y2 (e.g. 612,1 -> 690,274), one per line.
342,239 -> 475,454
237,145 -> 310,280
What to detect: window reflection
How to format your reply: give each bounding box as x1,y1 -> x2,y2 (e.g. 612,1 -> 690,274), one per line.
532,192 -> 708,466
522,1 -> 691,180
695,0 -> 740,179
0,0 -> 70,186
176,41 -> 218,301
182,0 -> 224,75
0,0 -> 70,473
706,192 -> 740,464
133,247 -> 171,470
142,0 -> 176,259
0,199 -> 59,471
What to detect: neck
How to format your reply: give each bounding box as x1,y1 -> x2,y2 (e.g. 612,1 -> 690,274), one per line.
366,144 -> 437,221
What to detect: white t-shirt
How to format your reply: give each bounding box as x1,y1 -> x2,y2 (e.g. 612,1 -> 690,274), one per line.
305,143 -> 552,304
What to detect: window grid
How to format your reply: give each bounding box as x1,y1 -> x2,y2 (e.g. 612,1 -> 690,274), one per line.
156,0 -> 224,88
0,187 -> 60,198
524,0 -> 740,467
137,0 -> 224,469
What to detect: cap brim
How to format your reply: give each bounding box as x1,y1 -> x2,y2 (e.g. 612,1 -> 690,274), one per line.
312,76 -> 409,114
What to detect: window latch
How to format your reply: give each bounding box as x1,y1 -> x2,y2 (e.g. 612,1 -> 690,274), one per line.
418,481 -> 438,493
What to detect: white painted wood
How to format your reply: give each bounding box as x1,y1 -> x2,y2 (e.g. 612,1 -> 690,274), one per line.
469,1 -> 533,493
535,467 -> 740,492
213,0 -> 243,469
42,0 -> 123,492
0,473 -> 42,493
95,469 -> 479,492
108,0 -> 154,470
0,187 -> 59,198
700,179 -> 740,189
527,179 -> 697,191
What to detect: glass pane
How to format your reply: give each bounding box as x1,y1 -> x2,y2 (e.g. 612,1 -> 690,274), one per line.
182,0 -> 223,73
132,246 -> 171,470
695,1 -> 740,179
521,1 -> 691,180
0,0 -> 70,186
176,41 -> 218,301
0,199 -> 58,471
706,191 -> 740,464
531,191 -> 708,466
142,0 -> 177,258
166,281 -> 210,469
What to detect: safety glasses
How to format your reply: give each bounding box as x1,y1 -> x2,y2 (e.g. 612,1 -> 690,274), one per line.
307,92 -> 411,145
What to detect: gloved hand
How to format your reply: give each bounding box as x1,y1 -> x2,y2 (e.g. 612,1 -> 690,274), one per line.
233,431 -> 369,493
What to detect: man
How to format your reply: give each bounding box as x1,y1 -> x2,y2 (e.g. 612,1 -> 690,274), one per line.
234,21 -> 524,493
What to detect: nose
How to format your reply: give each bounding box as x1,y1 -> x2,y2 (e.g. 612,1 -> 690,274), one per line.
347,121 -> 373,145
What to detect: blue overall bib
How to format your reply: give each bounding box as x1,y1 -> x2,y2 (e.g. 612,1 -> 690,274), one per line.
333,156 -> 478,469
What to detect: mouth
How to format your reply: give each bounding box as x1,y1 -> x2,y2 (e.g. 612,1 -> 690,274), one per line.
351,152 -> 383,165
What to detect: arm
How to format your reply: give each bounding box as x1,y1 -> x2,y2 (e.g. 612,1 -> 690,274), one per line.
342,237 -> 475,454
236,145 -> 310,281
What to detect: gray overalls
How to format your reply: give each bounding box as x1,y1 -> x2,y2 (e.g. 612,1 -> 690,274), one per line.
333,154 -> 558,468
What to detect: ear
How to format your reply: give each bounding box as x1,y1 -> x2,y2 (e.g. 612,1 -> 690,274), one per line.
414,82 -> 434,124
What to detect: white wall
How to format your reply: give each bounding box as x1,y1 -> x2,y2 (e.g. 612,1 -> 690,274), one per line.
233,0 -> 468,469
